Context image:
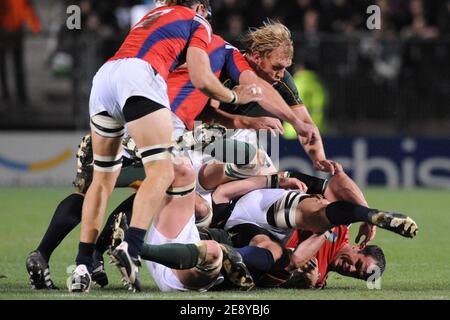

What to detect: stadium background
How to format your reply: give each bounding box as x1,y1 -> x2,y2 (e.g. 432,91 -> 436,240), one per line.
0,0 -> 449,300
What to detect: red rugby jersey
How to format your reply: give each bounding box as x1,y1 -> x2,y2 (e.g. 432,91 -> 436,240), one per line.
169,34 -> 253,129
110,5 -> 211,81
285,225 -> 350,288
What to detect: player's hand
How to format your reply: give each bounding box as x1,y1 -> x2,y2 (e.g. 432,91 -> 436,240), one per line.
297,257 -> 320,288
279,176 -> 308,192
233,84 -> 262,105
294,121 -> 317,146
355,222 -> 377,248
237,116 -> 284,135
313,159 -> 343,175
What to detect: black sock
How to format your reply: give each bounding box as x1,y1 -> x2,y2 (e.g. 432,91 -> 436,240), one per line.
236,246 -> 274,273
36,193 -> 84,262
325,201 -> 376,226
95,193 -> 135,254
140,243 -> 199,269
76,242 -> 95,273
124,227 -> 146,258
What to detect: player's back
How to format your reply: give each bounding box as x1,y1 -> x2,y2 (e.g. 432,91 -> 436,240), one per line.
168,34 -> 228,129
169,34 -> 253,129
110,5 -> 211,81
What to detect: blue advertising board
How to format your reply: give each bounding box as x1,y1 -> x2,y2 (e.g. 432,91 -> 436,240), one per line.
277,137 -> 450,188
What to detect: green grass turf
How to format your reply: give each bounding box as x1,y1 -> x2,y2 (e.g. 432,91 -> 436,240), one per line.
0,187 -> 449,300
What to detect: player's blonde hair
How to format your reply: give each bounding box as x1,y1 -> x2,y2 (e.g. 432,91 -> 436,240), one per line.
242,20 -> 294,59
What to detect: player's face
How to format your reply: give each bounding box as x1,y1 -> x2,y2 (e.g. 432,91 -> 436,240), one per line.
331,248 -> 378,280
253,47 -> 292,84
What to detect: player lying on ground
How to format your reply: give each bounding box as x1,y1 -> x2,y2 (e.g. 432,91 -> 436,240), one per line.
89,167 -> 417,291
209,173 -> 417,288
110,222 -> 385,291
280,226 -> 386,289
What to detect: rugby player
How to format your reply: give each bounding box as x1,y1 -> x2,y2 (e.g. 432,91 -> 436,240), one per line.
68,0 -> 268,293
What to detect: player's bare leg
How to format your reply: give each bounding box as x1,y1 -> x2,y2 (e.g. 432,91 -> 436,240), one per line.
325,171 -> 368,206
198,162 -> 231,191
68,118 -> 123,293
269,194 -> 418,238
110,108 -> 174,292
80,133 -> 122,244
325,171 -> 376,246
126,108 -> 175,232
194,192 -> 213,227
152,157 -> 221,289
154,157 -> 253,290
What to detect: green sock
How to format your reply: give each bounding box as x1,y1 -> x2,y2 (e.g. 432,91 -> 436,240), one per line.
140,243 -> 200,270
115,164 -> 145,188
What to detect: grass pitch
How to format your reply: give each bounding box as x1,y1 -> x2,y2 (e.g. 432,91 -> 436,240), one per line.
0,187 -> 449,300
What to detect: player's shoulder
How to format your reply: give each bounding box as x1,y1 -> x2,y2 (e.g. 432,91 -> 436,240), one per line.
211,34 -> 226,47
279,70 -> 297,91
275,70 -> 302,105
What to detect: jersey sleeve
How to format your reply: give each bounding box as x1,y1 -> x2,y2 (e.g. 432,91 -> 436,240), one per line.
277,71 -> 304,108
189,14 -> 212,51
223,44 -> 253,83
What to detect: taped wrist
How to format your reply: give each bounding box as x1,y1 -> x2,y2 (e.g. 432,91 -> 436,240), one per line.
230,90 -> 238,104
266,174 -> 279,188
323,229 -> 333,240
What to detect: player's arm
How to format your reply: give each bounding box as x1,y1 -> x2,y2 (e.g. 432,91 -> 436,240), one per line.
222,47 -> 314,143
289,233 -> 326,270
212,174 -> 307,204
292,106 -> 341,175
239,70 -> 316,144
187,47 -> 261,105
198,101 -> 284,132
293,106 -> 326,162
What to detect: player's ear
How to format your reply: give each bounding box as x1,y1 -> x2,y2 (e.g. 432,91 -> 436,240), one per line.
251,51 -> 262,63
195,3 -> 205,15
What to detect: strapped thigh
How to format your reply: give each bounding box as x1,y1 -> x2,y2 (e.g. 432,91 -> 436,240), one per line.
138,143 -> 174,165
266,191 -> 311,229
166,181 -> 196,198
90,112 -> 125,138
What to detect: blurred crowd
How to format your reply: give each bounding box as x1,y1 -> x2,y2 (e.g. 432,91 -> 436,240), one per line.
0,0 -> 448,130
212,0 -> 449,40
48,0 -> 450,40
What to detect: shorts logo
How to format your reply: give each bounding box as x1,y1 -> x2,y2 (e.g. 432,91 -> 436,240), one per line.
0,149 -> 72,172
